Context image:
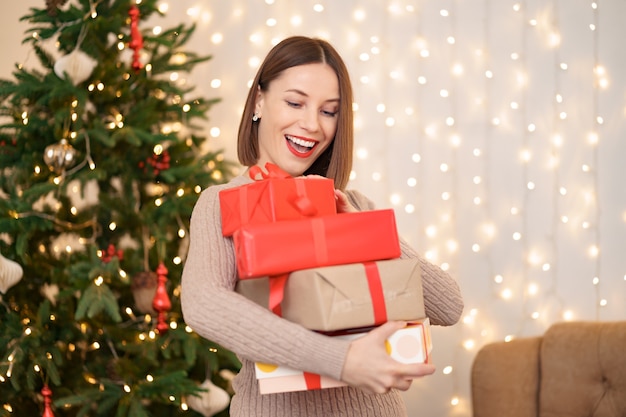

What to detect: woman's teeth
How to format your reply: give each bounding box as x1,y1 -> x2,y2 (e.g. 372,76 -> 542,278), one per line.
286,135 -> 315,149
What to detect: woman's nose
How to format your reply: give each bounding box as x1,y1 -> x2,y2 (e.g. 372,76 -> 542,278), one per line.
299,109 -> 320,132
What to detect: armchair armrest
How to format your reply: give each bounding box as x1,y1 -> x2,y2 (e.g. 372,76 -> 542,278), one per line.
471,337 -> 541,417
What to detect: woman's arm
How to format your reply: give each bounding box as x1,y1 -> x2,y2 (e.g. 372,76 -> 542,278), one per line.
344,188 -> 464,326
181,182 -> 351,380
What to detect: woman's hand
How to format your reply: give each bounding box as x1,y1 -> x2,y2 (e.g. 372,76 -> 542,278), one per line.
340,321 -> 436,395
334,189 -> 357,213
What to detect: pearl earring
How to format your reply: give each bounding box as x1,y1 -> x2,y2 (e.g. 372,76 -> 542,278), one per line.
252,113 -> 259,122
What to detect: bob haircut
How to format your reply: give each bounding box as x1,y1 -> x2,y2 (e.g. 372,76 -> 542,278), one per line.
237,36 -> 354,190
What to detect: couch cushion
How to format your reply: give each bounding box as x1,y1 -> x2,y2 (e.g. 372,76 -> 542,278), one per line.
539,321 -> 626,417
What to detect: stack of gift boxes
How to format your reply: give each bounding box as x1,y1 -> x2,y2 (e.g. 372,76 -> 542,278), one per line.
219,164 -> 432,394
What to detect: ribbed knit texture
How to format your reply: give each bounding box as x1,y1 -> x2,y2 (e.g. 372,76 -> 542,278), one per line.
181,175 -> 464,416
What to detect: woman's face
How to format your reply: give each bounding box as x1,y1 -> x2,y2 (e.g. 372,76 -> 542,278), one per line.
254,63 -> 340,177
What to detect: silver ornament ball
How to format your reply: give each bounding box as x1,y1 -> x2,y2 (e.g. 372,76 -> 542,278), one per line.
44,139 -> 77,173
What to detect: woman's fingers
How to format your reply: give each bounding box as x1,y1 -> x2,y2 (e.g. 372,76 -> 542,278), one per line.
401,362 -> 436,379
394,378 -> 413,392
334,189 -> 357,213
341,321 -> 435,394
368,320 -> 408,342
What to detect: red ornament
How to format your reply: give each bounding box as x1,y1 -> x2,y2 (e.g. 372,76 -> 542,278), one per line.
41,384 -> 55,417
101,243 -> 124,263
147,149 -> 171,175
152,262 -> 171,333
128,5 -> 144,72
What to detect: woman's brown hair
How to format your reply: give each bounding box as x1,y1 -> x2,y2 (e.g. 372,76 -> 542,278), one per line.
237,36 -> 354,190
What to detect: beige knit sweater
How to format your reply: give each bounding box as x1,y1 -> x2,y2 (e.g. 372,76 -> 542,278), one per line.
181,175 -> 464,417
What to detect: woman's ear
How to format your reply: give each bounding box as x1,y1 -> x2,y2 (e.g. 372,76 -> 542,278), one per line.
254,85 -> 263,118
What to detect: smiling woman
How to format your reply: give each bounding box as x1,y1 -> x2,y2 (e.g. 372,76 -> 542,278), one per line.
237,36 -> 355,191
180,35 -> 464,417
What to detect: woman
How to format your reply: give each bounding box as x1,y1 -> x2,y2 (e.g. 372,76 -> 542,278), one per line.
181,36 -> 464,417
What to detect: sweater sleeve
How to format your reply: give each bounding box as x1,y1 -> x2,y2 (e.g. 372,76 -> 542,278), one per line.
181,178 -> 351,380
345,189 -> 464,326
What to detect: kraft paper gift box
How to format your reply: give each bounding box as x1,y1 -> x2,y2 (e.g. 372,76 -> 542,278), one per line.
233,209 -> 401,279
255,319 -> 432,394
218,170 -> 336,237
235,259 -> 425,332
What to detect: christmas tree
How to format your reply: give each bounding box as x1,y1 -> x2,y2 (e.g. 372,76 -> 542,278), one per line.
0,1 -> 240,416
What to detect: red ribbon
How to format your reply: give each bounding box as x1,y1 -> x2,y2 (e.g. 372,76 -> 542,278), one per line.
291,179 -> 317,216
266,262 -> 387,327
248,162 -> 291,180
268,273 -> 288,316
311,218 -> 329,266
248,163 -> 318,216
236,186 -> 250,226
303,372 -> 322,390
364,262 -> 387,325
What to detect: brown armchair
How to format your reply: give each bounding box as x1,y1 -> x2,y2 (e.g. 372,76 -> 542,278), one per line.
471,320 -> 626,417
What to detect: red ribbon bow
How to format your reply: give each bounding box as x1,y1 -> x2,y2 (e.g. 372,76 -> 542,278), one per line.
248,162 -> 291,180
248,163 -> 318,217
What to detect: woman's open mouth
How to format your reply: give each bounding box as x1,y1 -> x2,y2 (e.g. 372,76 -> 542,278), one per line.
286,135 -> 317,158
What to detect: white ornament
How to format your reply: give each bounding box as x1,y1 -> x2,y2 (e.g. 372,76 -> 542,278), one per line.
0,252 -> 23,294
54,48 -> 97,85
187,378 -> 231,417
107,33 -> 118,48
67,179 -> 100,211
41,283 -> 60,305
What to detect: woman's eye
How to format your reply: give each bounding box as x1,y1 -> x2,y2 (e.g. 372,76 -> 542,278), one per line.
322,110 -> 338,117
286,101 -> 301,108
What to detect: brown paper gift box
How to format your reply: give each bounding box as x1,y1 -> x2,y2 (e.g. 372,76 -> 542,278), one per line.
235,258 -> 424,332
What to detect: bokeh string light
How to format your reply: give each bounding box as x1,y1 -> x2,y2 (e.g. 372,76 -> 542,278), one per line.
518,0 -> 533,337
589,1 -> 603,319
545,0 -> 564,324
407,0 -> 426,255
444,1 -> 462,410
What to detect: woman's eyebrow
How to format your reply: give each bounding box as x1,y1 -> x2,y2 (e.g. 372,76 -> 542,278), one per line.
284,88 -> 340,103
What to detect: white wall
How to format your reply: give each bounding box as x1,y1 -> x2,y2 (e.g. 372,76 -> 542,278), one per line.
3,1 -> 625,416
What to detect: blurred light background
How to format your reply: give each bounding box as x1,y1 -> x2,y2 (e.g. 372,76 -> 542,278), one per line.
2,1 -> 625,416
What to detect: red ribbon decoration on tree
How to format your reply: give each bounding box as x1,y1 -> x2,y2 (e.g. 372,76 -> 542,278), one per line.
128,4 -> 144,72
152,262 -> 172,333
41,384 -> 55,417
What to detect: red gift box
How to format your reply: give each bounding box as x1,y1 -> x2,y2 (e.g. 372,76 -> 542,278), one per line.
219,165 -> 336,236
233,209 -> 401,279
